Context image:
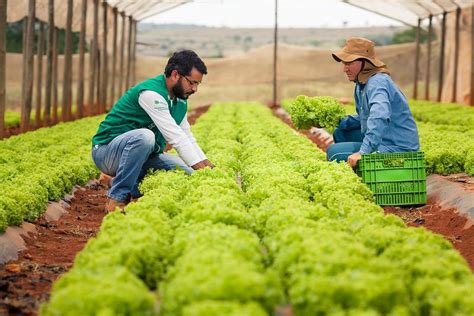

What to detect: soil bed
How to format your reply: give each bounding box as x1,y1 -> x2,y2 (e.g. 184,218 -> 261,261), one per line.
384,199 -> 474,271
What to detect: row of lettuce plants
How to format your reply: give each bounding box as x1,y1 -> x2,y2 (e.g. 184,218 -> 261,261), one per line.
410,100 -> 474,175
233,104 -> 474,315
410,100 -> 474,130
4,110 -> 20,128
43,104 -> 275,315
44,102 -> 474,315
3,107 -> 81,129
0,116 -> 101,231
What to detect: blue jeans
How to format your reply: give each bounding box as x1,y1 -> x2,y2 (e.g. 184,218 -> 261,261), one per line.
92,128 -> 193,202
327,128 -> 363,162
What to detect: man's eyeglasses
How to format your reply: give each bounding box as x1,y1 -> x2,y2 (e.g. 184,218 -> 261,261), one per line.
180,74 -> 201,87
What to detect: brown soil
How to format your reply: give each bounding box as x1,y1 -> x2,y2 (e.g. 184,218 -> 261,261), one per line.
384,199 -> 474,271
0,182 -> 108,315
270,103 -> 474,272
0,104 -> 210,316
1,114 -> 91,140
187,104 -> 211,125
2,125 -> 36,139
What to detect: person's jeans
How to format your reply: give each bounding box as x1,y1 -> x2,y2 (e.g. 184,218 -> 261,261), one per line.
92,128 -> 193,202
327,128 -> 363,162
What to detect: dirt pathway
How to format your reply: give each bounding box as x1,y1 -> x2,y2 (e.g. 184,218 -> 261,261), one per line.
0,182 -> 108,315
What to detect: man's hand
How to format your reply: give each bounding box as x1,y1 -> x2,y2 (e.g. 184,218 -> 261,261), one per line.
202,159 -> 215,169
347,152 -> 362,168
191,161 -> 207,170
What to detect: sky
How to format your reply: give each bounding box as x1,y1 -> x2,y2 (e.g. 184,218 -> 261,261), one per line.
143,0 -> 403,28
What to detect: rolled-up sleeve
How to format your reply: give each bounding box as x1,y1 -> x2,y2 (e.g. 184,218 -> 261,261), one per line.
359,84 -> 391,154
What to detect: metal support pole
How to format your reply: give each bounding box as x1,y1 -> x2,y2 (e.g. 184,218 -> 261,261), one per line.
77,0 -> 87,118
44,0 -> 54,125
110,7 -> 118,106
437,11 -> 447,102
100,1 -> 108,113
452,7 -> 461,103
35,21 -> 45,126
272,0 -> 278,107
126,16 -> 133,89
52,27 -> 58,123
119,12 -> 126,94
425,15 -> 432,100
413,18 -> 421,100
88,0 -> 99,114
62,0 -> 73,121
0,0 -> 6,138
470,6 -> 474,105
131,20 -> 137,86
21,0 -> 35,132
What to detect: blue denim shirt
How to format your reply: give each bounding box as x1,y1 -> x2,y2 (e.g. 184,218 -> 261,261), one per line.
338,73 -> 420,154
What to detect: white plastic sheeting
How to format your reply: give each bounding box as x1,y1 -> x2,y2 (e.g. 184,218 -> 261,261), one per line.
342,0 -> 474,26
104,0 -> 192,21
6,0 -> 191,28
5,0 -> 191,49
7,1 -> 474,27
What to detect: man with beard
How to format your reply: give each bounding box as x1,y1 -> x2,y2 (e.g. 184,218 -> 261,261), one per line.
92,50 -> 213,213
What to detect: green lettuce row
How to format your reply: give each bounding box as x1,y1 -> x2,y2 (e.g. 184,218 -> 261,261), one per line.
44,102 -> 474,315
4,110 -> 20,128
182,300 -> 268,316
202,103 -> 474,315
160,222 -> 281,315
3,106 -> 81,129
43,173 -> 185,315
410,100 -> 474,130
41,266 -> 157,316
45,104 -> 275,315
0,117 -> 103,231
154,105 -> 279,314
226,103 -> 474,315
418,122 -> 474,175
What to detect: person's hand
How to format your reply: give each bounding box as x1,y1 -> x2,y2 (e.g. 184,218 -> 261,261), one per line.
347,152 -> 362,168
202,159 -> 215,169
191,161 -> 207,170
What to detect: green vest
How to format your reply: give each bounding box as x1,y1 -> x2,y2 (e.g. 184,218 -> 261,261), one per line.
92,74 -> 187,153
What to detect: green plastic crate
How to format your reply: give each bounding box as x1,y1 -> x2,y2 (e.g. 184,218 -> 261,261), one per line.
356,152 -> 426,206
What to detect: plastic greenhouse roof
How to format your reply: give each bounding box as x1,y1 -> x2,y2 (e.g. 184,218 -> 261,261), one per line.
123,0 -> 474,25
341,0 -> 474,26
7,0 -> 474,28
104,0 -> 192,21
116,0 -> 474,25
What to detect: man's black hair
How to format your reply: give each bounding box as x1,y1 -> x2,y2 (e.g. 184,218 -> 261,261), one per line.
164,50 -> 207,77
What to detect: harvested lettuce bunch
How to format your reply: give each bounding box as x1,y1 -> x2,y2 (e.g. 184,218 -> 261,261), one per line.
289,95 -> 346,132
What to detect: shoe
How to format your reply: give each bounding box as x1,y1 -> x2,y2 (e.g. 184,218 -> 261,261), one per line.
99,172 -> 113,188
104,198 -> 126,214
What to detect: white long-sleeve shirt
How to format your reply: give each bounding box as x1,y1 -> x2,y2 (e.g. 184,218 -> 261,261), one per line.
138,90 -> 207,167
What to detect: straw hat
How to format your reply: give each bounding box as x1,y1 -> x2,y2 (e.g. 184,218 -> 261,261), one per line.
332,37 -> 385,67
